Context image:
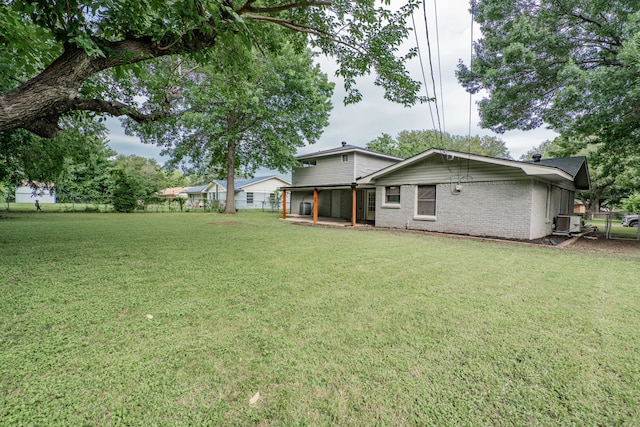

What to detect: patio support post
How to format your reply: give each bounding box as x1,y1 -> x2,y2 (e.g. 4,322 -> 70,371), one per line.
313,188 -> 318,223
282,190 -> 287,219
351,184 -> 357,227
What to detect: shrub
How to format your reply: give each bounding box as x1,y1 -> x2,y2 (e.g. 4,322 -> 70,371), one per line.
112,171 -> 138,213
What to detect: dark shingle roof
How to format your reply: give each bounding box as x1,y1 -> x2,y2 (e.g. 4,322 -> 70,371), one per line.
528,156 -> 590,190
533,156 -> 586,178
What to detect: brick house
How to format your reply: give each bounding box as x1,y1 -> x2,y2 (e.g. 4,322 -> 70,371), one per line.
282,145 -> 590,240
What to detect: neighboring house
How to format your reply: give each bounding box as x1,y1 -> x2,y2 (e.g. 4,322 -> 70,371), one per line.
181,176 -> 291,209
282,142 -> 402,222
15,181 -> 56,203
573,200 -> 586,214
282,145 -> 591,240
156,186 -> 190,198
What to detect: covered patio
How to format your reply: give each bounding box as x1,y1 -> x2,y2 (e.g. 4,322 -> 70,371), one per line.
279,184 -> 376,227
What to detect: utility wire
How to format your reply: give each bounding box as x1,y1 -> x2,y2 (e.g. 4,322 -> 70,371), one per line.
421,0 -> 444,144
411,10 -> 437,131
466,0 -> 477,178
468,0 -> 475,140
432,0 -> 446,133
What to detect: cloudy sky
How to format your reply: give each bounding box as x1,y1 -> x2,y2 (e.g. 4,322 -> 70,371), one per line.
106,0 -> 557,166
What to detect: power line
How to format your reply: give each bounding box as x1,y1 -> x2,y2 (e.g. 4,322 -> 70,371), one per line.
432,0 -> 446,133
468,0 -> 475,140
421,0 -> 444,143
411,10 -> 437,131
467,0 -> 477,178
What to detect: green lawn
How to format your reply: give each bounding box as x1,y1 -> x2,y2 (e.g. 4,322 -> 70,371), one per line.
1,212 -> 638,425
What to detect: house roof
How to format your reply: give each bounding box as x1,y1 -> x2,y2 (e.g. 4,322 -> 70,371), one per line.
531,156 -> 590,189
213,175 -> 291,191
182,184 -> 210,194
18,180 -> 55,189
296,143 -> 403,162
157,186 -> 191,197
357,148 -> 590,190
181,176 -> 291,194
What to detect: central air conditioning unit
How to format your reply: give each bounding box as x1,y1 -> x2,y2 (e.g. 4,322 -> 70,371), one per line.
555,215 -> 581,234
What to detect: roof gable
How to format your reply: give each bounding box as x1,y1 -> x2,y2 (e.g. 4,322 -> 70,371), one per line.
533,156 -> 590,189
358,148 -> 590,189
297,144 -> 402,162
214,175 -> 291,191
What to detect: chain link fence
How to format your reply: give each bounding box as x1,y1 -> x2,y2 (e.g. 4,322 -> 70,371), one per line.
2,192 -> 285,214
588,212 -> 640,240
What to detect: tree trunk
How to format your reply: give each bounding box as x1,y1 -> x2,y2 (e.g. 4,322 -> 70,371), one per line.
223,138 -> 237,214
0,34 -> 217,137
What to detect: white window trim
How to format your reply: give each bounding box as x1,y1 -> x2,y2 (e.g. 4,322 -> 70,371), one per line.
545,184 -> 552,223
413,184 -> 437,221
381,185 -> 401,208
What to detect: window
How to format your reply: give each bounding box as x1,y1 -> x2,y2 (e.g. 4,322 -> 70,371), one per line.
269,193 -> 275,202
545,185 -> 551,221
341,154 -> 349,162
416,185 -> 436,217
302,159 -> 316,167
246,192 -> 254,205
385,186 -> 400,204
560,189 -> 573,214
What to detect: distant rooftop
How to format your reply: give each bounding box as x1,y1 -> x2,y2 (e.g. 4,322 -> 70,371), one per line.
297,142 -> 402,161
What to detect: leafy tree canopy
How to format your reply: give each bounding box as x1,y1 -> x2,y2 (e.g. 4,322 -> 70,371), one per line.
457,0 -> 640,160
524,135 -> 640,213
0,0 -> 423,138
367,129 -> 511,159
127,41 -> 332,213
110,154 -> 173,198
0,114 -> 108,184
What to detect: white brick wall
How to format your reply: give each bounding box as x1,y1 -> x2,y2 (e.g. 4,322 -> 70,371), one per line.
375,180 -> 557,240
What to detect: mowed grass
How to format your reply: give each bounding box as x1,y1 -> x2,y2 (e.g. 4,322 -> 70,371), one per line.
0,212 -> 638,425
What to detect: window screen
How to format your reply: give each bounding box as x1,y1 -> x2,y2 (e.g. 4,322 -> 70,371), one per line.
417,185 -> 436,216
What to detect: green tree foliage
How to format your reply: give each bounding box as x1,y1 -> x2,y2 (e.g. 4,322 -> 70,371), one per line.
111,169 -> 139,213
128,43 -> 333,213
0,115 -> 108,185
621,194 -> 640,213
524,136 -> 640,213
518,140 -> 555,162
110,155 -> 172,202
56,144 -> 116,203
367,130 -> 511,158
457,0 -> 640,161
0,1 -> 423,138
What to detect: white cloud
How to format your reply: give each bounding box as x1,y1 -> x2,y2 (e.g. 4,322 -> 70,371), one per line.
105,118 -> 166,163
106,0 -> 557,163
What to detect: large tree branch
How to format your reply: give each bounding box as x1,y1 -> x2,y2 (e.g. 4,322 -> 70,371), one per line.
241,13 -> 365,54
239,1 -> 331,14
72,98 -> 171,122
0,29 -> 218,137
